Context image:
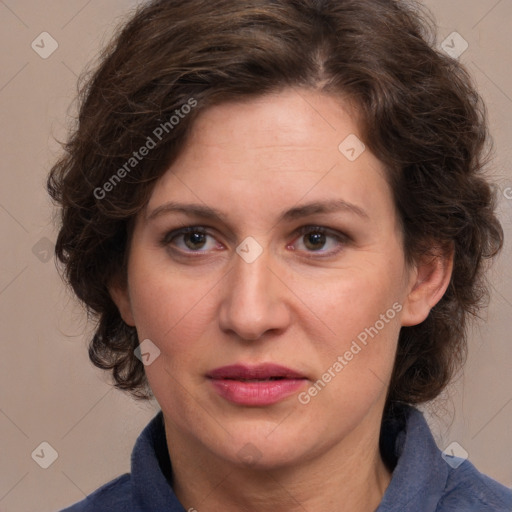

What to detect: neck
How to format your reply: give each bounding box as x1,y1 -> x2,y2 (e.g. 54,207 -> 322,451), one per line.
164,411 -> 392,512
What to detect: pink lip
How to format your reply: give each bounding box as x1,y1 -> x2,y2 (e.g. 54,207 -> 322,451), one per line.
207,364 -> 308,406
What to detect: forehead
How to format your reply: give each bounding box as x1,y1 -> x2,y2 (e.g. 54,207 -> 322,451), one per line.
175,89 -> 360,161
145,88 -> 393,224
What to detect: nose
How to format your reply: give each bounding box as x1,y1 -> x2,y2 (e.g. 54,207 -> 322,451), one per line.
218,248 -> 291,341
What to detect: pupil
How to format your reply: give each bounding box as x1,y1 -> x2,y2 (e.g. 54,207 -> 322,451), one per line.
185,232 -> 206,250
305,232 -> 325,250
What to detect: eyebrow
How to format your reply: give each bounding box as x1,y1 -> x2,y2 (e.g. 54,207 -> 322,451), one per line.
145,198 -> 369,224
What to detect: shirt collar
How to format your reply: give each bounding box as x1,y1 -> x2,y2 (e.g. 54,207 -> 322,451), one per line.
130,405 -> 448,512
377,405 -> 448,511
131,411 -> 183,511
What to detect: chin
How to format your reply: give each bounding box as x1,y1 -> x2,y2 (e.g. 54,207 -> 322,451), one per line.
208,420 -> 318,470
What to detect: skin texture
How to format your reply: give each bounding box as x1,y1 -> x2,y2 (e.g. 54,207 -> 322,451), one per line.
110,88 -> 452,512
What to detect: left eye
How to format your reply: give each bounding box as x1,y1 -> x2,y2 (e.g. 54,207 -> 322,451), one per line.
291,226 -> 345,254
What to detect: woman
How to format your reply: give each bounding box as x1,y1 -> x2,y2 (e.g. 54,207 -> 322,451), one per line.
48,0 -> 512,510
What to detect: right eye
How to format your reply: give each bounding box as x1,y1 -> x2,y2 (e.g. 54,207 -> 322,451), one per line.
160,226 -> 225,254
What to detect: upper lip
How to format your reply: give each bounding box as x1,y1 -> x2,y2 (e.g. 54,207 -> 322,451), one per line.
207,363 -> 306,380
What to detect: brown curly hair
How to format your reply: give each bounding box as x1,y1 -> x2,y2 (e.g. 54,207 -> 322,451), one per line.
47,0 -> 503,415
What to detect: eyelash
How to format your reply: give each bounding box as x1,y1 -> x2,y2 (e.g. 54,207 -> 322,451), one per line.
159,225 -> 349,258
290,226 -> 348,257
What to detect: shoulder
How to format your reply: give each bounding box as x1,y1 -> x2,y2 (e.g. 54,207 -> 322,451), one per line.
59,473 -> 131,511
378,405 -> 512,512
438,460 -> 512,512
58,410 -> 181,511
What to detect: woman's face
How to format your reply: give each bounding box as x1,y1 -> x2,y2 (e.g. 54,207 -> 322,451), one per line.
114,88 -> 422,469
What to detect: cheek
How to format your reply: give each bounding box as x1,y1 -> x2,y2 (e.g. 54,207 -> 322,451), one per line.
298,293 -> 401,428
127,246 -> 214,339
127,255 -> 222,389
298,262 -> 402,343
295,262 -> 403,397
128,266 -> 216,413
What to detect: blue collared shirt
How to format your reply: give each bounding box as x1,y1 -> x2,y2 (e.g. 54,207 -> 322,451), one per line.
60,405 -> 512,511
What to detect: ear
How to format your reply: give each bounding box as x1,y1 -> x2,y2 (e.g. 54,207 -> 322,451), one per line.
401,245 -> 454,327
108,275 -> 136,327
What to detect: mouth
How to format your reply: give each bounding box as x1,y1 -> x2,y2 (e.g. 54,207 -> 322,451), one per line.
207,363 -> 307,380
222,377 -> 288,381
206,363 -> 308,406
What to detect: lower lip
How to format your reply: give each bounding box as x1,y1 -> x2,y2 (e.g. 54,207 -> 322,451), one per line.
209,378 -> 307,406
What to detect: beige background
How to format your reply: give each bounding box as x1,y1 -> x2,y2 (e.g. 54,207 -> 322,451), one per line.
0,1 -> 511,510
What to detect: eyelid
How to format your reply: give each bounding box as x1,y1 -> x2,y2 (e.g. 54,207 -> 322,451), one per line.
294,225 -> 348,239
160,224 -> 349,256
290,225 -> 349,256
160,226 -> 220,249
